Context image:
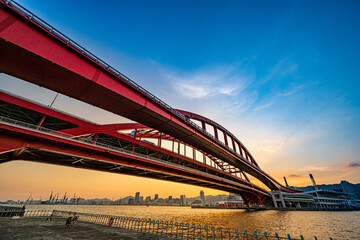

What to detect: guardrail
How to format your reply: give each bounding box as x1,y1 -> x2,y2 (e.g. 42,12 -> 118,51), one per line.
0,209 -> 52,217
3,0 -> 252,166
52,210 -> 322,240
0,210 -> 331,239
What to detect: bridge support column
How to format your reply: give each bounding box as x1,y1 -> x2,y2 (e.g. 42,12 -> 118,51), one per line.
223,131 -> 228,146
271,192 -> 278,208
279,192 -> 286,207
213,126 -> 218,139
270,191 -> 286,208
231,138 -> 236,153
201,120 -> 206,130
238,144 -> 243,157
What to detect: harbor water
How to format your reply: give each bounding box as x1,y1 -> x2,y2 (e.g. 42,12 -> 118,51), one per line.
17,205 -> 360,239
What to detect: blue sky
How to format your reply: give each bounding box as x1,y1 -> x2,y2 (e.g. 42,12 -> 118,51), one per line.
1,0 -> 360,199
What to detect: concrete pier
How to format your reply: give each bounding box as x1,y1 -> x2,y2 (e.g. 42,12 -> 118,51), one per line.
0,217 -> 170,240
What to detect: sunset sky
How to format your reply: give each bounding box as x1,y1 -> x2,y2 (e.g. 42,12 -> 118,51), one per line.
1,0 -> 360,201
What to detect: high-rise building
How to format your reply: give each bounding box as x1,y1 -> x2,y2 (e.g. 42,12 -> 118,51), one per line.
154,194 -> 158,200
200,190 -> 205,203
168,196 -> 172,201
135,192 -> 140,205
180,195 -> 186,205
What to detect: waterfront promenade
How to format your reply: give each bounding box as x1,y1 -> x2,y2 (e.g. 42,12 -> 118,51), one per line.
0,217 -> 170,240
0,209 -> 338,239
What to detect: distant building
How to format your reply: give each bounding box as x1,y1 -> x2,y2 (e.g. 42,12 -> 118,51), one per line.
135,192 -> 140,205
180,195 -> 185,205
154,194 -> 158,200
341,181 -> 360,199
200,190 -> 205,204
128,198 -> 134,205
191,199 -> 202,207
217,194 -> 244,207
270,175 -> 360,209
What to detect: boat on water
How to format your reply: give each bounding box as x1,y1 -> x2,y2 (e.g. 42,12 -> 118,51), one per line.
217,195 -> 244,207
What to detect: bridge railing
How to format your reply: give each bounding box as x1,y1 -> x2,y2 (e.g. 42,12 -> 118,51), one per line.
0,115 -> 265,194
3,0 -> 252,166
0,209 -> 331,239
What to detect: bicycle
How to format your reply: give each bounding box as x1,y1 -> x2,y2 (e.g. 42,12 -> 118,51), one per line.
65,215 -> 79,228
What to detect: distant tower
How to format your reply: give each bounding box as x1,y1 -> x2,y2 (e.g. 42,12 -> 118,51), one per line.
135,192 -> 140,205
309,174 -> 319,190
200,190 -> 205,203
180,195 -> 185,205
154,194 -> 158,200
283,177 -> 289,187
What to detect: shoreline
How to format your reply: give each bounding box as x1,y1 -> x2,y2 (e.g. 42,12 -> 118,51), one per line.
192,205 -> 360,211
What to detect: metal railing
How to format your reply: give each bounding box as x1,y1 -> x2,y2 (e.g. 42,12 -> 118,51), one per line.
0,209 -> 52,217
3,0 -> 253,167
0,115 -> 267,195
0,209 -> 331,240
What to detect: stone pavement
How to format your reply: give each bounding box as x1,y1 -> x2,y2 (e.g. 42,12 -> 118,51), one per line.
0,217 -> 171,240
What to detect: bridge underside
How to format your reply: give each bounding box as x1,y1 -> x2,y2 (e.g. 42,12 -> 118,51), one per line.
0,123 -> 269,201
1,147 -> 242,194
0,91 -> 269,201
0,90 -> 267,194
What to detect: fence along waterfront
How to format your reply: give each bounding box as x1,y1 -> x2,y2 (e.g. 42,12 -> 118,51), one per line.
0,210 -> 332,240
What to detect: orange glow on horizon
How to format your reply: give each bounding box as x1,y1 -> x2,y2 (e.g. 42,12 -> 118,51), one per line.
0,161 -> 227,201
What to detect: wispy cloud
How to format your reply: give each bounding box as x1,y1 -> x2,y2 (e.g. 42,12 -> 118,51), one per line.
250,59 -> 303,112
166,66 -> 253,99
298,165 -> 334,172
257,141 -> 284,153
345,161 -> 360,168
288,174 -> 301,178
281,90 -> 297,97
260,59 -> 297,85
254,101 -> 275,112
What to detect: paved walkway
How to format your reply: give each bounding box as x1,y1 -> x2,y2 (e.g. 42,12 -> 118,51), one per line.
0,217 -> 171,240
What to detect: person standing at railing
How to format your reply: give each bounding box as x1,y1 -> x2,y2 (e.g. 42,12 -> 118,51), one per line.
20,205 -> 25,217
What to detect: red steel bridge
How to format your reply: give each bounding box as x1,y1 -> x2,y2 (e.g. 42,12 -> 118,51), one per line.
0,0 -> 298,205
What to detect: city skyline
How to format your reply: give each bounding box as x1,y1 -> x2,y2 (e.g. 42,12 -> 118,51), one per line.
1,0 -> 360,201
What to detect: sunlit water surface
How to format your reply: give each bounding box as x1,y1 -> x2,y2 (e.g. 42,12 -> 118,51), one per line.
17,205 -> 360,239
